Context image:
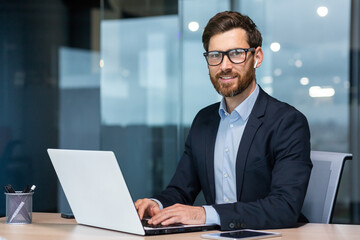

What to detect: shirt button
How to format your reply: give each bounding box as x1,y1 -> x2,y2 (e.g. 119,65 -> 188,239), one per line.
225,198 -> 229,202
230,124 -> 234,128
225,112 -> 228,116
225,148 -> 229,152
224,173 -> 228,178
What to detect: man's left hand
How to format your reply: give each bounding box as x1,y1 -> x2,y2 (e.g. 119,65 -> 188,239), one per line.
148,203 -> 206,225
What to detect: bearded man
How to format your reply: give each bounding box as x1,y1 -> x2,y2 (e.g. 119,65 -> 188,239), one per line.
135,11 -> 312,230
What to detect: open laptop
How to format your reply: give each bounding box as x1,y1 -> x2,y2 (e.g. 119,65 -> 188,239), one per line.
48,149 -> 218,235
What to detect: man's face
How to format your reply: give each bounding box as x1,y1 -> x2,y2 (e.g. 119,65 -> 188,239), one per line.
207,28 -> 256,98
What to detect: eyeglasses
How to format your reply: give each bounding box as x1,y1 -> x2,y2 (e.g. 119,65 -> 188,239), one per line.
203,48 -> 255,66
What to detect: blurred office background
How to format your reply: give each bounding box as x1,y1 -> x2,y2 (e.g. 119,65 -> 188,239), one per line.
0,0 -> 359,224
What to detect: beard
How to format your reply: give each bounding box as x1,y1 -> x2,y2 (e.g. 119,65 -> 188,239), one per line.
210,68 -> 254,98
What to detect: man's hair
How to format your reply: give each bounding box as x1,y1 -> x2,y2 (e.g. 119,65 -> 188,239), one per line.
202,11 -> 263,51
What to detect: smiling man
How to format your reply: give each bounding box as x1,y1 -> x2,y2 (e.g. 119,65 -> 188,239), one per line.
135,11 -> 312,230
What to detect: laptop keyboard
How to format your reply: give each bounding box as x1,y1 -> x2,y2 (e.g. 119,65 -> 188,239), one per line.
141,219 -> 183,228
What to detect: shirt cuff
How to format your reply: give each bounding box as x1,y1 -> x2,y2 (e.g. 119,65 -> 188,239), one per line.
203,205 -> 221,225
150,198 -> 164,209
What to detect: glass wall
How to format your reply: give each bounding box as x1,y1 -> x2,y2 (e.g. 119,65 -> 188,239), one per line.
101,0 -> 357,222
180,0 -> 230,125
101,0 -> 179,200
100,0 -> 230,202
0,0 -> 101,215
236,0 -> 352,223
1,0 -> 356,223
237,0 -> 350,153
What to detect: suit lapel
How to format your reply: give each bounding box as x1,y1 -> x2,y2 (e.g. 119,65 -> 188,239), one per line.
236,88 -> 268,200
205,107 -> 220,204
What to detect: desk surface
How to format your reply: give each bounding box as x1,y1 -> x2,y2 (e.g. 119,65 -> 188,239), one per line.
1,213 -> 360,240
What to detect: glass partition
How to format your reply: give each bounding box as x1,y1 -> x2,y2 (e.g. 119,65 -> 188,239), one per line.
235,0 -> 351,223
101,2 -> 179,199
100,0 -> 230,202
100,0 -> 354,221
237,0 -> 350,152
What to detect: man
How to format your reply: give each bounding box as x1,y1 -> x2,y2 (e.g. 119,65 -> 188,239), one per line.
135,11 -> 312,230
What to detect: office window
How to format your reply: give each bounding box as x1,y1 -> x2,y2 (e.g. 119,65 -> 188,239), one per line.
0,0 -> 101,215
235,0 -> 351,223
100,0 -> 229,201
100,0 -> 179,199
236,1 -> 350,152
101,0 -> 358,222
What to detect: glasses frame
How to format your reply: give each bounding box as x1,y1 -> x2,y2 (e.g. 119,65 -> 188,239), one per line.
203,48 -> 255,66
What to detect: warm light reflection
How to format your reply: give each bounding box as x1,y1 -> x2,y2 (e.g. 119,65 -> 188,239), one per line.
295,60 -> 303,68
261,76 -> 273,84
309,86 -> 335,98
270,42 -> 281,52
274,68 -> 282,76
188,21 -> 199,32
300,77 -> 309,85
100,59 -> 104,68
333,76 -> 341,84
317,6 -> 328,17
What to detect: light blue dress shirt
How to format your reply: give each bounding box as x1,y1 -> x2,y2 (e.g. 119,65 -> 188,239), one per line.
203,84 -> 259,225
153,85 -> 259,226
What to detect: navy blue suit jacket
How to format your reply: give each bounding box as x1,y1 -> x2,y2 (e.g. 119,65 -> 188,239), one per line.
155,87 -> 312,230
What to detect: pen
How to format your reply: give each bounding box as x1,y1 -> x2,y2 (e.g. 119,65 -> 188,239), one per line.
9,202 -> 25,223
22,184 -> 30,193
7,184 -> 15,193
29,185 -> 36,193
9,185 -> 36,223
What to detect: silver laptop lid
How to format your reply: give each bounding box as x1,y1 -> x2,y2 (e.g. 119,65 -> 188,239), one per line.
48,149 -> 145,235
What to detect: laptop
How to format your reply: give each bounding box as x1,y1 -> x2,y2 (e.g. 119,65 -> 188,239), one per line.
47,149 -> 219,235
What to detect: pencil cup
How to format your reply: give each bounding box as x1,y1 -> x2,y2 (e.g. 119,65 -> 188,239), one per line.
5,191 -> 34,224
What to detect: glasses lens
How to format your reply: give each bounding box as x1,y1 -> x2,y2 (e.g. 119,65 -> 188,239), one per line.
229,49 -> 246,63
207,52 -> 222,65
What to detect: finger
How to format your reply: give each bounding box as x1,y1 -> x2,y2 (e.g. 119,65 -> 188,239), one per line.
161,216 -> 181,226
150,204 -> 160,216
134,199 -> 142,209
149,208 -> 179,225
137,205 -> 145,220
161,204 -> 184,213
137,202 -> 149,220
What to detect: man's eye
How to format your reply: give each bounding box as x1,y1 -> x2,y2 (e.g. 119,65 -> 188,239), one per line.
209,53 -> 221,58
230,50 -> 243,57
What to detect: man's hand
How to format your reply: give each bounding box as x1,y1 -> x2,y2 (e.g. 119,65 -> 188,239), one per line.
148,203 -> 206,226
134,198 -> 160,220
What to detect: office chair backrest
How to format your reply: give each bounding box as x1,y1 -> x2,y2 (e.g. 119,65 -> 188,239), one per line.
301,151 -> 352,223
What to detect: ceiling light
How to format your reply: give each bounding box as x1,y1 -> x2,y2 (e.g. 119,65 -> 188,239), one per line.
317,6 -> 328,17
309,86 -> 335,98
188,21 -> 199,32
300,77 -> 309,85
270,42 -> 281,52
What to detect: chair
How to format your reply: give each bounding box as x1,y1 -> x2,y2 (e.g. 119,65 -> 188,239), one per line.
301,151 -> 352,223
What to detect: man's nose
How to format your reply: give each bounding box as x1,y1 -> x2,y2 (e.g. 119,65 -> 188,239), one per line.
220,55 -> 232,72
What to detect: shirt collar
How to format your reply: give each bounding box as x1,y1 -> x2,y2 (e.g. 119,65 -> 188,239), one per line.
218,84 -> 260,121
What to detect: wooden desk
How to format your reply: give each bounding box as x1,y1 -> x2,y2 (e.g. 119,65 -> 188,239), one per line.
1,213 -> 360,240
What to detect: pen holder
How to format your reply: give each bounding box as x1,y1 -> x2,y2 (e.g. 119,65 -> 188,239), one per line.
5,191 -> 34,224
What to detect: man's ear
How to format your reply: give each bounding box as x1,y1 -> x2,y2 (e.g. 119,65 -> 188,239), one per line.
254,47 -> 264,69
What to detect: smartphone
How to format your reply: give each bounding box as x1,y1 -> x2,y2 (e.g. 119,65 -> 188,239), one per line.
201,229 -> 281,240
61,212 -> 75,219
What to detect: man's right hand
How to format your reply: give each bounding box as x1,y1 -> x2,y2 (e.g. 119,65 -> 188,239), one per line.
134,198 -> 160,220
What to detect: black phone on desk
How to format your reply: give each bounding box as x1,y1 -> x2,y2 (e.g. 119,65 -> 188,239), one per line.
61,212 -> 75,219
201,229 -> 281,240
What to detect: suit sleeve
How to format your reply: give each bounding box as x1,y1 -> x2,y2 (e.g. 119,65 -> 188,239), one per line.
213,110 -> 312,230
